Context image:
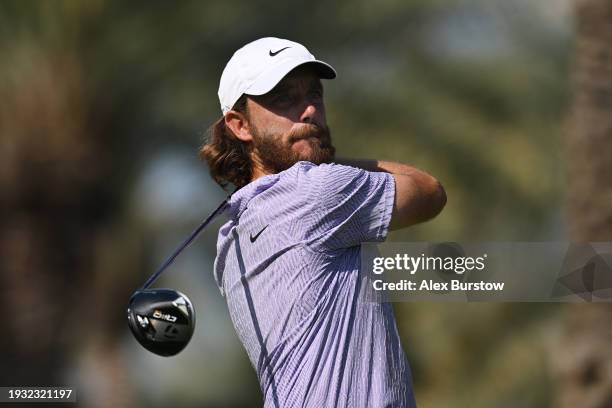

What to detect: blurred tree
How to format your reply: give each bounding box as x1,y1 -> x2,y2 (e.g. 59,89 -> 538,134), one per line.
557,0 -> 612,407
0,3 -> 143,407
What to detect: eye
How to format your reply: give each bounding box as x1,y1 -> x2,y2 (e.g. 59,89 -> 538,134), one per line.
272,93 -> 293,105
309,88 -> 323,101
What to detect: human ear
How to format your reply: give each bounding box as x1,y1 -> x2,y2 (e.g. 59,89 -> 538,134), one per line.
224,110 -> 253,142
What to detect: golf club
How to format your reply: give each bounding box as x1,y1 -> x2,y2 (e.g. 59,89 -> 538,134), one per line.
127,196 -> 230,356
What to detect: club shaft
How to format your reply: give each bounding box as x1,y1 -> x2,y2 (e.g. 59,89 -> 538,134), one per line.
141,198 -> 230,289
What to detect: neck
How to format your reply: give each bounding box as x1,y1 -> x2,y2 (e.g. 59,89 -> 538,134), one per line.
251,166 -> 271,183
249,154 -> 272,183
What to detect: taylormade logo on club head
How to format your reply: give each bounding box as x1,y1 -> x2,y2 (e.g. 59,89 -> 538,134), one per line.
153,309 -> 177,323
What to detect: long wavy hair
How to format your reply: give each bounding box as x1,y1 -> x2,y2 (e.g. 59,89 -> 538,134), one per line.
199,95 -> 252,189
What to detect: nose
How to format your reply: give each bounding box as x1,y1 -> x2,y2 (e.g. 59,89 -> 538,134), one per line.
300,104 -> 317,124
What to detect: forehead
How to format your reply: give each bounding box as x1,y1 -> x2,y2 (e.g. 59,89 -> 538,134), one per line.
269,65 -> 322,94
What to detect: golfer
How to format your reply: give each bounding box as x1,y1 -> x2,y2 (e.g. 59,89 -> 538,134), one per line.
201,37 -> 446,408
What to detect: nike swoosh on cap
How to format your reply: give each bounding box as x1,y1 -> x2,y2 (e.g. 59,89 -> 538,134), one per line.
269,47 -> 290,57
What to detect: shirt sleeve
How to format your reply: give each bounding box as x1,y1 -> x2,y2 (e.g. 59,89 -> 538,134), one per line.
305,162 -> 396,252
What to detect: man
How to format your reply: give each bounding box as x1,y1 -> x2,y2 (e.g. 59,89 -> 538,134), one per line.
200,37 -> 446,407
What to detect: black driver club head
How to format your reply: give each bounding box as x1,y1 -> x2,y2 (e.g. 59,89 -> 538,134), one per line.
127,289 -> 195,357
126,198 -> 230,357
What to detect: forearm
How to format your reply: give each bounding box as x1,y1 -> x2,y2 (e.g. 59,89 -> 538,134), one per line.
335,158 -> 432,179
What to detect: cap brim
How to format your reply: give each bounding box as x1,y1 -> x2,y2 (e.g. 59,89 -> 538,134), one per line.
245,59 -> 336,96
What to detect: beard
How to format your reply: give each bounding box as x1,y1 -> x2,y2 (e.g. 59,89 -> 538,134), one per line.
251,123 -> 336,173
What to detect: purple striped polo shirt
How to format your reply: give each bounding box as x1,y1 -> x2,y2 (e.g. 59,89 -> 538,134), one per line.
213,161 -> 416,407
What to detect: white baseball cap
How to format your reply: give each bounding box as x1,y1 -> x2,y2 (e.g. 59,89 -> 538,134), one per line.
218,37 -> 336,114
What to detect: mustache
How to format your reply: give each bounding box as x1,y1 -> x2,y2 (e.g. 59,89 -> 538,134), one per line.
288,124 -> 331,143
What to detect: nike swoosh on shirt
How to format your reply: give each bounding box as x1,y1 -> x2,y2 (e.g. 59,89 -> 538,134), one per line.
250,225 -> 269,243
269,47 -> 290,56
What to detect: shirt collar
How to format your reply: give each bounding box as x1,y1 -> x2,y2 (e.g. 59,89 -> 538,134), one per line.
225,173 -> 280,219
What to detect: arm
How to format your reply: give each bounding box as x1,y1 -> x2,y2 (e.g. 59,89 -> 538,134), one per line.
335,158 -> 446,231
